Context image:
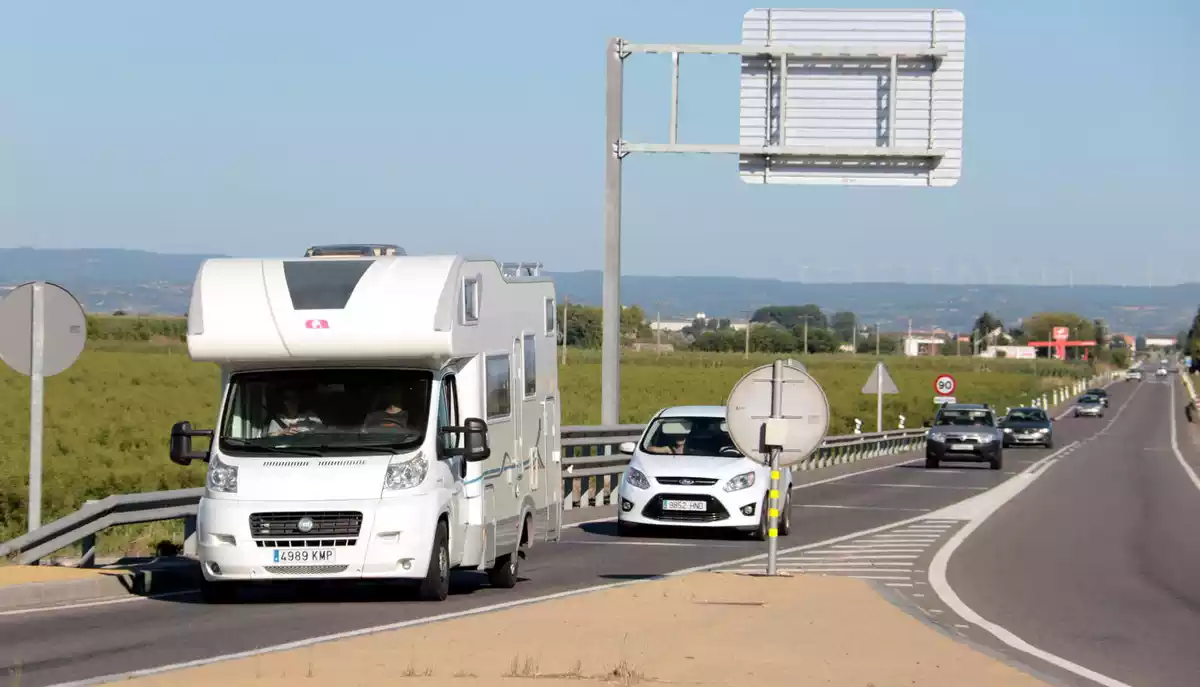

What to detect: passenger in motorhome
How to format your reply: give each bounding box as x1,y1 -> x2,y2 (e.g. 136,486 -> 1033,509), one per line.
267,389 -> 324,436
361,386 -> 414,431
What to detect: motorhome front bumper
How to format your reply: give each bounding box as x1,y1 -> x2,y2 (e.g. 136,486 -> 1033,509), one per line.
196,494 -> 442,581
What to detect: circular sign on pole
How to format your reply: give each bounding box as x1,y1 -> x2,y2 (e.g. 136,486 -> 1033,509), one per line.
725,360 -> 830,466
0,281 -> 87,377
934,373 -> 957,396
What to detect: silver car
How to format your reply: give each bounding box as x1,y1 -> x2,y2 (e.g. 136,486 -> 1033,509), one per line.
1074,394 -> 1105,417
925,404 -> 1005,470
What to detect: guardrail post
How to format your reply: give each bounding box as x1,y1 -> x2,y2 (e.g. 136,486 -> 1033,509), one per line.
77,499 -> 98,568
183,514 -> 198,556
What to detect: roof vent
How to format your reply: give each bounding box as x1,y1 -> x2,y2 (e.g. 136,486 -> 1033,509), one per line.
501,262 -> 543,278
304,244 -> 406,258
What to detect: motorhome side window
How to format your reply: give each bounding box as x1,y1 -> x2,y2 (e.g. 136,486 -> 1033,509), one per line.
544,297 -> 555,336
523,333 -> 536,397
485,354 -> 511,419
438,375 -> 460,454
218,369 -> 434,454
462,277 -> 479,323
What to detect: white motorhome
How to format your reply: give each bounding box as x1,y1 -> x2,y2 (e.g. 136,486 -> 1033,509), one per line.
168,246 -> 563,602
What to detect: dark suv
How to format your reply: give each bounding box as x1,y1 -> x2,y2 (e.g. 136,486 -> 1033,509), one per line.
925,403 -> 1004,470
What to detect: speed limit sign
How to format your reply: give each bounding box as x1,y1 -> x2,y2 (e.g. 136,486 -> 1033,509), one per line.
934,374 -> 956,396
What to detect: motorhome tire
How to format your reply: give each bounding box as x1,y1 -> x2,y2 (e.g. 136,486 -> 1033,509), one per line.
200,578 -> 239,604
417,520 -> 450,601
488,517 -> 527,589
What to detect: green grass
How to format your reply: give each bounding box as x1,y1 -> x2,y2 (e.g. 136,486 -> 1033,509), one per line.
0,336 -> 1097,554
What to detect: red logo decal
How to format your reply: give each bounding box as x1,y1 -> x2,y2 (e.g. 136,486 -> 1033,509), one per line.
305,319 -> 329,329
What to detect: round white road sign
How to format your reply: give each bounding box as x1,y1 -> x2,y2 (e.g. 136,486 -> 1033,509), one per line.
0,281 -> 87,377
725,361 -> 830,465
934,373 -> 957,396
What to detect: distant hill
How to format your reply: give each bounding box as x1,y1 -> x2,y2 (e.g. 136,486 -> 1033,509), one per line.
1,248 -> 1195,336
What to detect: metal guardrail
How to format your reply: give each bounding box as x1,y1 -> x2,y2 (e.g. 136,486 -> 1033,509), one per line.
1,425 -> 926,566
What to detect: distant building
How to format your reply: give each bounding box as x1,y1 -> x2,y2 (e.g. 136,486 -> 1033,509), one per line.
978,345 -> 1037,359
1145,335 -> 1177,348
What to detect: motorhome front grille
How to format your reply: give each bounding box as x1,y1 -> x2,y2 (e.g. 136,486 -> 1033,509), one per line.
655,476 -> 719,486
254,539 -> 358,548
641,494 -> 730,523
264,565 -> 348,575
248,511 -> 363,539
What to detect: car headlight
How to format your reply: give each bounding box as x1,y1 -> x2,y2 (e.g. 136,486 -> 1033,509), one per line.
383,452 -> 428,491
724,471 -> 756,492
927,433 -> 945,442
1003,428 -> 1013,433
624,466 -> 650,490
206,455 -> 238,494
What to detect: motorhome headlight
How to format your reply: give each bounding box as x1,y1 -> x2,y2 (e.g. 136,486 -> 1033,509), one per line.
206,455 -> 238,494
624,466 -> 650,490
723,471 -> 756,492
383,452 -> 428,491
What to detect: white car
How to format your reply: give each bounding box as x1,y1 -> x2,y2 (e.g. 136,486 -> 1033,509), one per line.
615,405 -> 793,541
1157,368 -> 1168,377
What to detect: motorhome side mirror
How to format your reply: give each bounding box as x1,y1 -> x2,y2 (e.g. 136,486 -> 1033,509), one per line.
618,441 -> 636,455
461,417 -> 491,462
169,421 -> 212,466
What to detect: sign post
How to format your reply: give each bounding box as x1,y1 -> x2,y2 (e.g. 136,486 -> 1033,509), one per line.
726,359 -> 830,574
0,281 -> 88,532
862,362 -> 900,433
600,7 -> 967,425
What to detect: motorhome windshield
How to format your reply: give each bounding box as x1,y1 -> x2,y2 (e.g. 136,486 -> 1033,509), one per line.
638,416 -> 743,457
218,369 -> 433,455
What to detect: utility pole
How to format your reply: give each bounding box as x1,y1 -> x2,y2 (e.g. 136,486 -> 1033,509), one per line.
743,310 -> 752,359
875,322 -> 881,356
655,302 -> 663,357
561,296 -> 569,366
802,316 -> 809,355
852,314 -> 858,355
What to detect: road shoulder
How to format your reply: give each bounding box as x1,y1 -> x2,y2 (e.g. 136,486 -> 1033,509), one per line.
114,572 -> 1055,687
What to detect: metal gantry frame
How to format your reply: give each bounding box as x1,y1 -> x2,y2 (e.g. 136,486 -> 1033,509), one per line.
601,38 -> 949,424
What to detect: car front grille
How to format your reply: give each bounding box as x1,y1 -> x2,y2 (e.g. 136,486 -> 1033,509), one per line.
248,511 -> 363,539
655,476 -> 719,486
254,539 -> 358,548
641,493 -> 730,523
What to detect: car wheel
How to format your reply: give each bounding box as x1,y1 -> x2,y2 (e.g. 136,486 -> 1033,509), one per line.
779,493 -> 792,537
751,496 -> 769,541
990,452 -> 1003,470
925,457 -> 940,469
417,520 -> 450,601
616,519 -> 637,537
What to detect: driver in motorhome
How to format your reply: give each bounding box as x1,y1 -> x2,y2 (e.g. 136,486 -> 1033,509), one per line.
267,389 -> 323,436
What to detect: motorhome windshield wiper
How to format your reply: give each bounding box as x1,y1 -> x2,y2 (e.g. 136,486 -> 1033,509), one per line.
219,439 -> 325,457
300,441 -> 410,454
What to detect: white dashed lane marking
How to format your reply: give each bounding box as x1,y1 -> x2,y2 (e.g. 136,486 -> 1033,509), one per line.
715,519 -> 963,587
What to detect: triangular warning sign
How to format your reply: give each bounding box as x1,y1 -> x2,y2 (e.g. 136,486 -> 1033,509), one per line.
862,362 -> 899,395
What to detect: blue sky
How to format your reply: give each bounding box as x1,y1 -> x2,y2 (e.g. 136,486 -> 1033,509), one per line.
1,1 -> 1195,285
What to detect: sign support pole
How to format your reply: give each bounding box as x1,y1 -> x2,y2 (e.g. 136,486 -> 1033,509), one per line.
767,359 -> 783,575
876,362 -> 884,433
601,38 -> 625,427
28,281 -> 45,533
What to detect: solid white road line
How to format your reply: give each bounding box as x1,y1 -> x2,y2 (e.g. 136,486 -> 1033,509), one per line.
0,589 -> 197,619
794,504 -> 932,512
925,438 -> 1134,686
1168,380 -> 1200,493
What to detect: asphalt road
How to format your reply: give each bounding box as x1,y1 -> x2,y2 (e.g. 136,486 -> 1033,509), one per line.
0,396 -> 1113,687
950,373 -> 1200,687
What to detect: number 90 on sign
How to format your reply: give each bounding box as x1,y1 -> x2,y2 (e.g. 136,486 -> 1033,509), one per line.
934,374 -> 956,396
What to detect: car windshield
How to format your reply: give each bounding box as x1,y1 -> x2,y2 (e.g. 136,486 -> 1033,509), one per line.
1080,395 -> 1100,404
218,368 -> 433,455
638,416 -> 742,456
1005,409 -> 1047,423
935,409 -> 994,427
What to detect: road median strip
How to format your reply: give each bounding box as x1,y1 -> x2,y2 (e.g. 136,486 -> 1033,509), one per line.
78,572 -> 1055,687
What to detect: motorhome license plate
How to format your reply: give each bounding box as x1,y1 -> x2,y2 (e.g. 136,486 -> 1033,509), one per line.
272,548 -> 335,564
662,499 -> 706,512
950,443 -> 974,451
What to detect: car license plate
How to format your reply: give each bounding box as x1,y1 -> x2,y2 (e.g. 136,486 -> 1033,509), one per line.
272,548 -> 335,564
662,499 -> 706,512
950,443 -> 974,451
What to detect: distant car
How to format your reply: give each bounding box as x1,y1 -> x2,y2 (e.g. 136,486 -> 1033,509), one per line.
1085,388 -> 1109,407
999,407 -> 1053,449
1074,394 -> 1105,417
1127,370 -> 1143,381
615,405 -> 793,541
1157,368 -> 1168,377
925,403 -> 1004,470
